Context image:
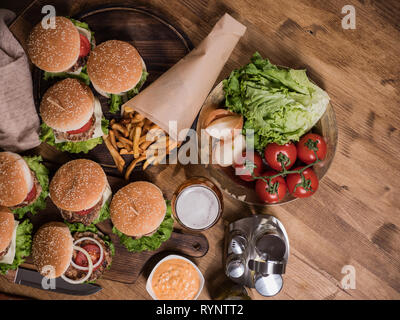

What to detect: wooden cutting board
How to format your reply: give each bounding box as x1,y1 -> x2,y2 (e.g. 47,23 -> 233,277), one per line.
32,6 -> 194,177
18,174 -> 209,284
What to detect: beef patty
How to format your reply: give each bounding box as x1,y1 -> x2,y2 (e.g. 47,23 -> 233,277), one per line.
67,55 -> 88,73
0,244 -> 10,259
54,115 -> 96,142
60,196 -> 103,226
64,231 -> 112,282
10,172 -> 42,209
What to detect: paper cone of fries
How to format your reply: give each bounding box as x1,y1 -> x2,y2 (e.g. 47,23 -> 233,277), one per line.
122,13 -> 246,141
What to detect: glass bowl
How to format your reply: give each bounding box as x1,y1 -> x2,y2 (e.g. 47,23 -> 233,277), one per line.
196,81 -> 338,206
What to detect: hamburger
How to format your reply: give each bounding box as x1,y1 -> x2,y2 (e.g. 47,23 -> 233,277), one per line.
32,222 -> 114,283
0,208 -> 33,274
49,159 -> 112,226
110,181 -> 173,252
27,16 -> 95,85
87,40 -> 148,113
0,152 -> 49,218
39,78 -> 109,154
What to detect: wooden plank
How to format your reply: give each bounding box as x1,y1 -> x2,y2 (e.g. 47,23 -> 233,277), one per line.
0,0 -> 398,300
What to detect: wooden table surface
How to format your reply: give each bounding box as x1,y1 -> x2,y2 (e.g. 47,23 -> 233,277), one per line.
0,0 -> 399,300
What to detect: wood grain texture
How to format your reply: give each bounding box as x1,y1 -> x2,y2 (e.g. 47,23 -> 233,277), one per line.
0,0 -> 399,300
12,174 -> 209,284
31,7 -> 193,175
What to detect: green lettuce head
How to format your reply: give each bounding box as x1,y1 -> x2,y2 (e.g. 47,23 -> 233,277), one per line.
223,52 -> 330,152
39,118 -> 109,154
0,220 -> 33,275
12,156 -> 49,219
112,200 -> 173,252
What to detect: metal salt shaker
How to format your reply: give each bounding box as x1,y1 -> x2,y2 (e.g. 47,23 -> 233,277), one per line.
224,215 -> 289,297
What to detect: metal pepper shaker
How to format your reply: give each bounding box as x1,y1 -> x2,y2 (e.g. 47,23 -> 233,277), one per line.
224,215 -> 289,297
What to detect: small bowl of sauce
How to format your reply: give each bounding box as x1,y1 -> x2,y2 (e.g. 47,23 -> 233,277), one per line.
171,177 -> 223,231
146,254 -> 205,300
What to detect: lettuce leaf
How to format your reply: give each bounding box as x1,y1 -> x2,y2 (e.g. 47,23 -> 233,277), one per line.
0,220 -> 33,275
223,52 -> 329,152
69,18 -> 95,44
12,156 -> 49,219
92,201 -> 110,225
112,200 -> 173,252
66,222 -> 115,257
39,118 -> 109,154
43,65 -> 91,85
109,94 -> 122,114
108,69 -> 148,113
43,17 -> 94,84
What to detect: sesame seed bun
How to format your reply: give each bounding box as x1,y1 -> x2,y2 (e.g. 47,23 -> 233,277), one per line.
27,17 -> 80,73
0,152 -> 33,207
0,208 -> 15,253
40,78 -> 95,132
87,40 -> 143,94
50,159 -> 107,212
110,181 -> 166,238
32,222 -> 73,278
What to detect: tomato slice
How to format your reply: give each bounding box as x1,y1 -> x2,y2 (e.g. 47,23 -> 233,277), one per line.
79,34 -> 91,58
24,183 -> 37,202
66,117 -> 93,135
74,244 -> 103,270
74,204 -> 95,216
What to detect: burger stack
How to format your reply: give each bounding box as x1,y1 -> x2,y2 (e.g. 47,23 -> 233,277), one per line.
0,15 -> 175,285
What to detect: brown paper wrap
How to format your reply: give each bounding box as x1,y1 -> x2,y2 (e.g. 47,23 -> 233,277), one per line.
122,13 -> 246,141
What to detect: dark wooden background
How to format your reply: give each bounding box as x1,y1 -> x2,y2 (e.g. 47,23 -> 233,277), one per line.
0,0 -> 399,300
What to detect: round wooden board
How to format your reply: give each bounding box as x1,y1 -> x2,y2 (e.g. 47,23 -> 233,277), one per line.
33,6 -> 193,176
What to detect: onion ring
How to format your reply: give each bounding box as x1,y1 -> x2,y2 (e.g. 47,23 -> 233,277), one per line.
70,237 -> 104,271
61,246 -> 93,284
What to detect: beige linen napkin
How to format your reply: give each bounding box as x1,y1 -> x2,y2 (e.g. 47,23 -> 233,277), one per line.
123,13 -> 247,141
0,9 -> 40,152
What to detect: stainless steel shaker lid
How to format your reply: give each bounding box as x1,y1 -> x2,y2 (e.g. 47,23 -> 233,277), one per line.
254,274 -> 283,297
226,259 -> 245,278
229,234 -> 247,255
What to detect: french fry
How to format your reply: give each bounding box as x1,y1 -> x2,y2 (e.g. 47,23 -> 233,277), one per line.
133,113 -> 145,122
143,155 -> 156,170
149,136 -> 168,150
124,106 -> 135,114
120,149 -> 134,155
129,126 -> 136,141
133,126 -> 142,158
139,140 -> 154,151
142,118 -> 153,134
119,136 -> 133,150
124,155 -> 146,180
112,123 -> 129,137
105,111 -> 173,174
103,135 -> 125,173
138,135 -> 147,145
109,130 -> 118,150
116,142 -> 125,149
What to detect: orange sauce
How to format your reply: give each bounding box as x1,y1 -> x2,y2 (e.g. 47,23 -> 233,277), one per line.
151,258 -> 200,300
